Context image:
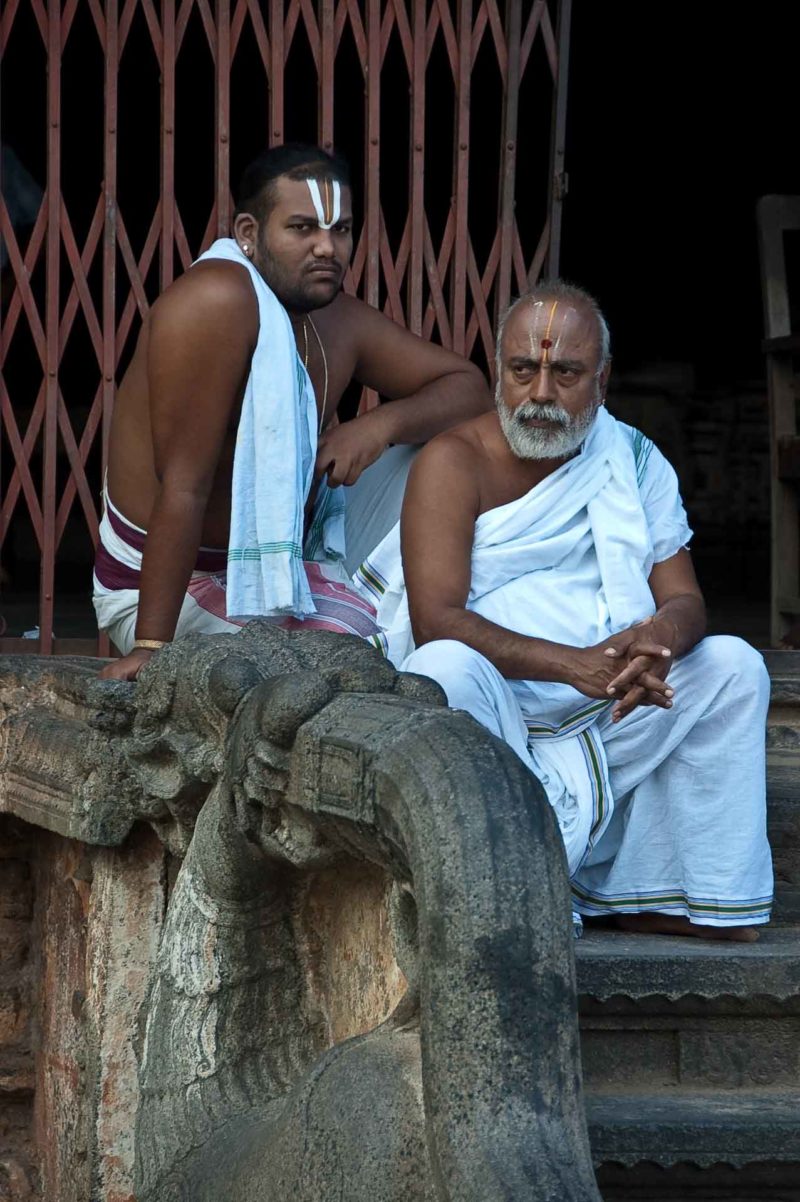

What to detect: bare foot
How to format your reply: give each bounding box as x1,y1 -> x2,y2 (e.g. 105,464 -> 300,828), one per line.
615,913 -> 759,942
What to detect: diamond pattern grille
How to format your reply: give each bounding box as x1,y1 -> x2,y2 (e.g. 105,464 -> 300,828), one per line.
0,0 -> 570,652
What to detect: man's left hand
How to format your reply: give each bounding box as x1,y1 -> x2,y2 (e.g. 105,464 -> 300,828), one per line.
315,416 -> 388,487
604,617 -> 676,722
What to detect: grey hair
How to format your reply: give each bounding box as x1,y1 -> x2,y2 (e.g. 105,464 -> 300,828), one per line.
495,279 -> 611,376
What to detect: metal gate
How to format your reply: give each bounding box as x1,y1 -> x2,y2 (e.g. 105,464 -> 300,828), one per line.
0,0 -> 571,654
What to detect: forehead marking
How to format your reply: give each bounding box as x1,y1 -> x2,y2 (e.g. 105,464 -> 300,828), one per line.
540,301 -> 559,364
306,178 -> 341,230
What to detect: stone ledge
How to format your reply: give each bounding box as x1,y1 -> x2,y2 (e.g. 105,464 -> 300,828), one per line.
764,650 -> 800,675
595,1157 -> 800,1201
576,928 -> 800,1003
765,650 -> 800,707
586,1090 -> 800,1167
768,751 -> 800,801
770,679 -> 800,707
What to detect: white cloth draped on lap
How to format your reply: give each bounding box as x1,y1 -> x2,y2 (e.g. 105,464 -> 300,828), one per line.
196,238 -> 344,620
354,409 -> 693,881
406,634 -> 772,929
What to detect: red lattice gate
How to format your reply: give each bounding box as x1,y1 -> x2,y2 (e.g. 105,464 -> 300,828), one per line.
0,0 -> 571,654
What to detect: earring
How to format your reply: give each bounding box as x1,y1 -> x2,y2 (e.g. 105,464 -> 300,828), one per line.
242,243 -> 250,255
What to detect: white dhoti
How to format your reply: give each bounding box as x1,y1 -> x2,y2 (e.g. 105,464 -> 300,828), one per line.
356,409 -> 774,928
404,635 -> 772,927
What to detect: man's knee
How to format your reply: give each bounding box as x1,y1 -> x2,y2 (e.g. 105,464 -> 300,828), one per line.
693,635 -> 769,697
403,639 -> 498,702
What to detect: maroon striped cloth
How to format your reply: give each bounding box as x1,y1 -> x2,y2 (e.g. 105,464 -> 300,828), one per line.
94,494 -> 382,640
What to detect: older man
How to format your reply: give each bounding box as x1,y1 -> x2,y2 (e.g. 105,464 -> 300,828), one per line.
355,282 -> 772,940
96,143 -> 489,680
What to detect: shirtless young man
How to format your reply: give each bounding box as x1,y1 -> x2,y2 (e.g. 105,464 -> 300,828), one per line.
361,282 -> 772,940
96,144 -> 489,680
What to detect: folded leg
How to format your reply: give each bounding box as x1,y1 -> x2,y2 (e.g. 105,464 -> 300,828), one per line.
574,636 -> 773,929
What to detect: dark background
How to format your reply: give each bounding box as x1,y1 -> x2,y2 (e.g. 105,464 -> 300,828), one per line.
559,2 -> 799,624
562,1 -> 799,387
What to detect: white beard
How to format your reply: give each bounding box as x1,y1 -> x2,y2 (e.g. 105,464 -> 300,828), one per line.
496,393 -> 600,461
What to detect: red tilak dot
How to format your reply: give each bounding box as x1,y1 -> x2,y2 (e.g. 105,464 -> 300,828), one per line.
541,338 -> 553,349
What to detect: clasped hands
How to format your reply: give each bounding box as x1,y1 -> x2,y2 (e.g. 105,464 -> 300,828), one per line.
565,615 -> 676,723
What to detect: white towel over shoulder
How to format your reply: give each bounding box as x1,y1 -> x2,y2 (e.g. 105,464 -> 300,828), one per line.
196,238 -> 318,619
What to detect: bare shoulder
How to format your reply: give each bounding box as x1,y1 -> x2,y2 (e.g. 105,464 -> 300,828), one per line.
314,291 -> 385,344
419,412 -> 494,466
323,291 -> 470,359
408,419 -> 486,500
326,290 -> 381,324
150,260 -> 258,343
417,420 -> 483,466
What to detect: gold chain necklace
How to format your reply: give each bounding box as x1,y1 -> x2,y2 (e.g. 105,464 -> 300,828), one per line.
301,316 -> 329,435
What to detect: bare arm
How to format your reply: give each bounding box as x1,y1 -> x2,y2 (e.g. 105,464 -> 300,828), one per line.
99,264 -> 257,680
317,298 -> 490,486
604,550 -> 706,720
646,551 -> 706,655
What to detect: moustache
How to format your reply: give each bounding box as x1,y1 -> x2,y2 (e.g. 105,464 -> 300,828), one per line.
512,402 -> 571,426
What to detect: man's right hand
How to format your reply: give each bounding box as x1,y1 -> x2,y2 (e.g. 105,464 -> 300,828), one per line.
562,635 -> 674,715
98,647 -> 157,681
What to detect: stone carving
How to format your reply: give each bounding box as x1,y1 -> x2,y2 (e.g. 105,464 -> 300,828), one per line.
0,624 -> 601,1201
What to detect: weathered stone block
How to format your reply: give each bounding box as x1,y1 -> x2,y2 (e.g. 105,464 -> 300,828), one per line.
0,1055 -> 33,1099
0,631 -> 601,1202
0,989 -> 29,1049
767,724 -> 800,750
0,864 -> 31,923
0,1155 -> 36,1202
678,1023 -> 800,1088
0,924 -> 28,974
580,1028 -> 678,1090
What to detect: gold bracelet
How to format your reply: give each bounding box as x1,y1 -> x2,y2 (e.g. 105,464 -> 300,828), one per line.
132,638 -> 169,652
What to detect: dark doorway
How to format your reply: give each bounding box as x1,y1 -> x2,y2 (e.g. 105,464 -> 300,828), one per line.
561,2 -> 800,644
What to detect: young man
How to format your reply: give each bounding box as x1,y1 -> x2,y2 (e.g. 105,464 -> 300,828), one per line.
357,281 -> 773,940
96,144 -> 489,680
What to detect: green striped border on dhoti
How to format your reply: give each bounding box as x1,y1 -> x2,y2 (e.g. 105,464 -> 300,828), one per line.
354,558 -> 389,604
526,697 -> 611,740
571,880 -> 773,923
227,541 -> 303,563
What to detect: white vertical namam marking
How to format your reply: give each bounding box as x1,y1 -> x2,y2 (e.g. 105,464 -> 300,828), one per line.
306,178 -> 341,230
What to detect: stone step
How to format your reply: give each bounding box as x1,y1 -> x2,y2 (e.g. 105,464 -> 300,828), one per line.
576,929 -> 800,1092
576,660 -> 800,1196
595,1160 -> 800,1202
586,1090 -> 800,1170
768,751 -> 800,923
765,649 -> 800,699
576,927 -> 800,1002
768,651 -> 800,755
